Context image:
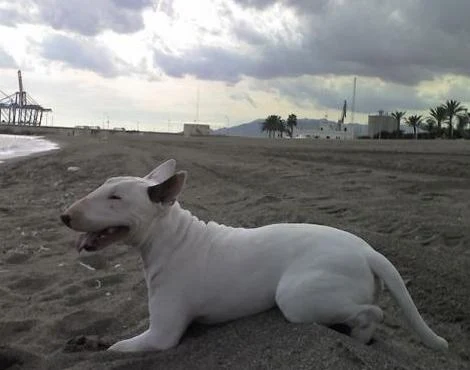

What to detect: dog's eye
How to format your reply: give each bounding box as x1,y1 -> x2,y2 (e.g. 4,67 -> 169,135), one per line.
109,195 -> 121,200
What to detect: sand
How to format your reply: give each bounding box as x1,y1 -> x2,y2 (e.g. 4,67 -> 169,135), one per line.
0,133 -> 468,370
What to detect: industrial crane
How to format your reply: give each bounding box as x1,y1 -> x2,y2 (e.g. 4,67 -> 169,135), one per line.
0,70 -> 52,126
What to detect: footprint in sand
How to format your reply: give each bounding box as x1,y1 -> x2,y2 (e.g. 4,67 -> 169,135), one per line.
63,274 -> 126,306
7,274 -> 54,295
78,254 -> 109,270
3,252 -> 31,264
0,319 -> 37,342
81,273 -> 125,289
63,335 -> 112,352
0,346 -> 42,370
317,205 -> 349,216
441,231 -> 464,248
375,219 -> 404,235
53,310 -> 114,338
420,192 -> 449,202
250,195 -> 281,206
41,273 -> 125,306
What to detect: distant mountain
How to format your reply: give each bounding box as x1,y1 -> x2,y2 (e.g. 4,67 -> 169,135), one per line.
213,118 -> 369,137
214,119 -> 264,137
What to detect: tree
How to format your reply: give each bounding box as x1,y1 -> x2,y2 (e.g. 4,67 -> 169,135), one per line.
261,116 -> 274,138
424,117 -> 436,136
391,111 -> 406,138
261,115 -> 283,138
285,114 -> 297,138
443,100 -> 466,139
276,117 -> 286,138
429,106 -> 447,137
456,113 -> 469,138
406,114 -> 423,139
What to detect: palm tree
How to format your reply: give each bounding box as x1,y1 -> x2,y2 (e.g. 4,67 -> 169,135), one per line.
391,111 -> 406,138
406,114 -> 423,139
261,115 -> 283,138
443,100 -> 466,139
285,114 -> 297,138
261,116 -> 274,138
424,117 -> 436,136
275,117 -> 286,138
429,106 -> 447,138
456,113 -> 469,138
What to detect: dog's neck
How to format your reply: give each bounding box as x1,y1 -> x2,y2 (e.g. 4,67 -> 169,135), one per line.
133,201 -> 209,274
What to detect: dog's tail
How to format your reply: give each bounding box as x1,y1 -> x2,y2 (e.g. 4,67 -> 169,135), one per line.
366,250 -> 448,351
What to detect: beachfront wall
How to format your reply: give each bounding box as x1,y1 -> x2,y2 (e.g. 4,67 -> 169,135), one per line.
368,112 -> 396,138
0,124 -> 73,136
0,124 -> 177,139
295,128 -> 355,140
0,125 -> 107,138
183,124 -> 211,137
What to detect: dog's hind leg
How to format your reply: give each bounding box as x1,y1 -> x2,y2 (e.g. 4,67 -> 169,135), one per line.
275,269 -> 383,345
343,304 -> 383,344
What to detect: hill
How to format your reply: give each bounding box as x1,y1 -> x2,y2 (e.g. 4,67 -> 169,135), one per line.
214,118 -> 369,137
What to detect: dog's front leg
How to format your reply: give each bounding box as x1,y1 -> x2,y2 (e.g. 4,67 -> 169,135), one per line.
108,305 -> 190,352
107,293 -> 191,353
108,329 -> 156,352
108,323 -> 188,352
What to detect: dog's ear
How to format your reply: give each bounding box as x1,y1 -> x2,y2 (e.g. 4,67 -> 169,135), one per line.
145,159 -> 176,183
147,171 -> 187,204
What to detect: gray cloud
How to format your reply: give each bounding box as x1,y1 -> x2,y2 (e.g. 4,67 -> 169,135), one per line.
256,77 -> 435,114
154,47 -> 249,83
38,34 -> 160,79
37,0 -> 151,36
353,83 -> 433,114
0,0 -> 151,35
40,34 -> 122,77
230,92 -> 257,108
232,0 -> 329,12
0,3 -> 34,27
153,0 -> 470,87
111,0 -> 152,10
0,47 -> 16,69
232,21 -> 268,45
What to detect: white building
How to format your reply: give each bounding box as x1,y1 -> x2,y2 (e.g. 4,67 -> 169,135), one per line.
294,119 -> 355,140
183,123 -> 211,137
368,111 -> 396,138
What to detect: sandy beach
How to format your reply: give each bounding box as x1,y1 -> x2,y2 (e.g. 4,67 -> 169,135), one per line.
0,133 -> 468,369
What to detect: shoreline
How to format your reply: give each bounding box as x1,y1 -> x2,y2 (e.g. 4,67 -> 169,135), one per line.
0,134 -> 61,165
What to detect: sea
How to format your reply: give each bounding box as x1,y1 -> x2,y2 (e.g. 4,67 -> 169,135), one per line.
0,134 -> 59,163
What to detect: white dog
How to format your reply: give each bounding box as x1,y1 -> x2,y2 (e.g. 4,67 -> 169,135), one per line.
61,159 -> 448,352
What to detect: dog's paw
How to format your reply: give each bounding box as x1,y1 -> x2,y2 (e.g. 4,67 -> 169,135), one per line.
107,331 -> 166,352
107,339 -> 136,352
63,335 -> 112,352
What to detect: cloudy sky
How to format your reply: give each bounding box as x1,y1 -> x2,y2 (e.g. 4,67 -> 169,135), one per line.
0,0 -> 469,132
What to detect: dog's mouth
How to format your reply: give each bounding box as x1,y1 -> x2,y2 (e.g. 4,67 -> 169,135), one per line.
76,226 -> 130,253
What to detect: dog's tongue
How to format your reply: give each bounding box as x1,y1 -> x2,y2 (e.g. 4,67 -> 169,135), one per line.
75,232 -> 97,252
75,228 -> 121,252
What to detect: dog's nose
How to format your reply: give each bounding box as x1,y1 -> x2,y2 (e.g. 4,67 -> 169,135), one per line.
61,214 -> 71,227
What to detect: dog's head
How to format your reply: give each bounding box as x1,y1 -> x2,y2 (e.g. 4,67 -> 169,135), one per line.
61,159 -> 186,252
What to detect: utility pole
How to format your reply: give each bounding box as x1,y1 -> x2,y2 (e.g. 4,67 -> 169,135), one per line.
224,115 -> 230,135
350,77 -> 357,124
196,87 -> 200,123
